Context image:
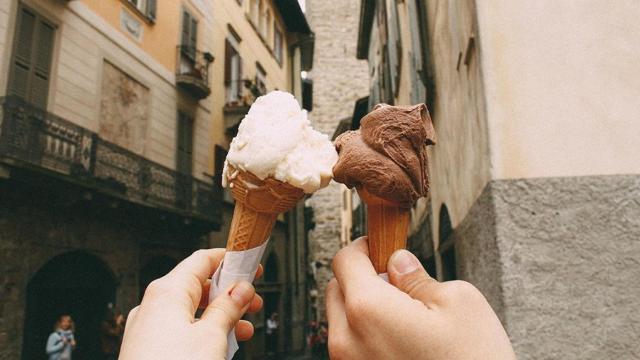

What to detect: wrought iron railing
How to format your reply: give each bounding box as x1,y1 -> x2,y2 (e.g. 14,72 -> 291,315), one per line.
0,96 -> 220,224
176,45 -> 214,99
224,79 -> 265,108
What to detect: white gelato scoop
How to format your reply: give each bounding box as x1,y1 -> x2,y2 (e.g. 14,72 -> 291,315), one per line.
223,90 -> 337,193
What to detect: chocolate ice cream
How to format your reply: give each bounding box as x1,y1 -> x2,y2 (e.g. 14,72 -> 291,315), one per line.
333,103 -> 435,208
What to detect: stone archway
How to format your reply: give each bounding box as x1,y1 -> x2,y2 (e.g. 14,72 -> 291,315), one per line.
21,251 -> 116,360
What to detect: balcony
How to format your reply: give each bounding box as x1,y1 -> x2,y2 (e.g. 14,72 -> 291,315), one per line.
0,96 -> 221,231
223,79 -> 265,137
176,45 -> 214,100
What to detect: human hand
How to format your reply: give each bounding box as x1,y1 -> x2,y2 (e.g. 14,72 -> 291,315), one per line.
326,238 -> 515,360
120,249 -> 264,360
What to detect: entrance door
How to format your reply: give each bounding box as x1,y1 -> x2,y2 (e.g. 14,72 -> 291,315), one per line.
22,251 -> 116,360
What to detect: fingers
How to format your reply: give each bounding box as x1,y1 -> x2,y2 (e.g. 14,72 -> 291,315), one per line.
387,250 -> 440,306
198,281 -> 262,314
198,265 -> 264,311
325,278 -> 348,335
331,237 -> 380,298
235,320 -> 255,341
171,249 -> 225,284
198,281 -> 255,334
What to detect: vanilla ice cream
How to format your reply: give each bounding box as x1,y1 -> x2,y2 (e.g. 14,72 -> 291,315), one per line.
222,91 -> 337,193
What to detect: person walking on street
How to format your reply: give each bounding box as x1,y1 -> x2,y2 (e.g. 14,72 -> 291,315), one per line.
266,312 -> 279,359
46,314 -> 76,360
101,307 -> 125,360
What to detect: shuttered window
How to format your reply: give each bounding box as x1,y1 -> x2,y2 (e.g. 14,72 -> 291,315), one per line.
176,111 -> 194,175
128,0 -> 156,21
224,38 -> 243,103
180,10 -> 198,60
408,0 -> 425,104
274,26 -> 283,65
8,5 -> 56,110
387,0 -> 401,97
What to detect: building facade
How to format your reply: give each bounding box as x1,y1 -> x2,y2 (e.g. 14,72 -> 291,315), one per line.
0,0 -> 222,358
353,0 -> 640,359
206,0 -> 314,358
304,0 -> 369,321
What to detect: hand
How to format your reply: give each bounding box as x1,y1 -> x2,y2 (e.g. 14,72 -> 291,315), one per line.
70,339 -> 76,347
326,238 -> 515,360
120,249 -> 264,360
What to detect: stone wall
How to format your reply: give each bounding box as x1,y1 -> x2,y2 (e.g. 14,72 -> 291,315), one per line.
0,178 -> 200,359
305,0 -> 369,320
455,174 -> 640,359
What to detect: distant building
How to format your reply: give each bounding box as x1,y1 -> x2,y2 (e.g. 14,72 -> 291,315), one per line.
304,0 -> 369,321
206,0 -> 314,358
0,0 -> 221,358
352,0 -> 640,359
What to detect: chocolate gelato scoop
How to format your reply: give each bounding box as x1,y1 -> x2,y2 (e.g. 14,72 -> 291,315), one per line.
333,103 -> 435,208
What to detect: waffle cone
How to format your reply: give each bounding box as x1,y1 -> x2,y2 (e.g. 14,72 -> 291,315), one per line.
358,188 -> 410,273
226,165 -> 304,251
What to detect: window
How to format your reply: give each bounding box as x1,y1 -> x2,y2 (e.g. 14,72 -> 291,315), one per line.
176,111 -> 194,175
8,4 -> 56,110
258,1 -> 266,37
251,0 -> 260,27
265,10 -> 272,41
180,9 -> 198,61
255,62 -> 267,95
128,0 -> 156,21
438,205 -> 457,281
224,37 -> 243,104
274,26 -> 283,64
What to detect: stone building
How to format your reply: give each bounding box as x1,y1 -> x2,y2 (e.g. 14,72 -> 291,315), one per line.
304,0 -> 369,321
350,0 -> 640,359
206,0 -> 314,358
0,1 -> 222,359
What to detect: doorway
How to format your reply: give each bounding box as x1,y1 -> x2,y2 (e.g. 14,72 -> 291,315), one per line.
21,251 -> 116,360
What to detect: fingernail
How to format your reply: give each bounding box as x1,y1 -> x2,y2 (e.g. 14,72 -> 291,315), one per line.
230,281 -> 254,306
389,250 -> 419,274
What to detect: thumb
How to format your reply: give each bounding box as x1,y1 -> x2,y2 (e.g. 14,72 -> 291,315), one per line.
199,281 -> 255,334
387,250 -> 439,305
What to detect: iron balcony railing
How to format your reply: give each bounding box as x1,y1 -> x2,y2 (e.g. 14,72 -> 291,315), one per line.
0,95 -> 221,225
176,45 -> 214,99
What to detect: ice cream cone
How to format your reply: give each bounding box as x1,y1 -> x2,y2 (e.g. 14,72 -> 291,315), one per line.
358,188 -> 411,273
226,165 -> 305,251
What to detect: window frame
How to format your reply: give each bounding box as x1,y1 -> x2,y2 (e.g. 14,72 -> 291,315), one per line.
7,3 -> 57,110
273,25 -> 283,65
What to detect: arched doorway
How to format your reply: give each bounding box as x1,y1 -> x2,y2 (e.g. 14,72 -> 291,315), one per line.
438,204 -> 457,281
139,256 -> 178,300
22,251 -> 116,360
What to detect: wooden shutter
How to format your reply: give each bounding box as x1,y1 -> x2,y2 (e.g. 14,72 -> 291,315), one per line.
8,7 -> 36,100
236,55 -> 243,98
146,0 -> 157,21
176,112 -> 194,175
224,39 -> 233,85
181,11 -> 190,49
189,17 -> 198,57
387,0 -> 401,96
8,6 -> 55,109
31,21 -> 55,109
408,0 -> 425,104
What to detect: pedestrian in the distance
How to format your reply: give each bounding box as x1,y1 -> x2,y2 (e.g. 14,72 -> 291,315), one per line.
265,312 -> 279,359
101,307 -> 125,360
46,314 -> 76,360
